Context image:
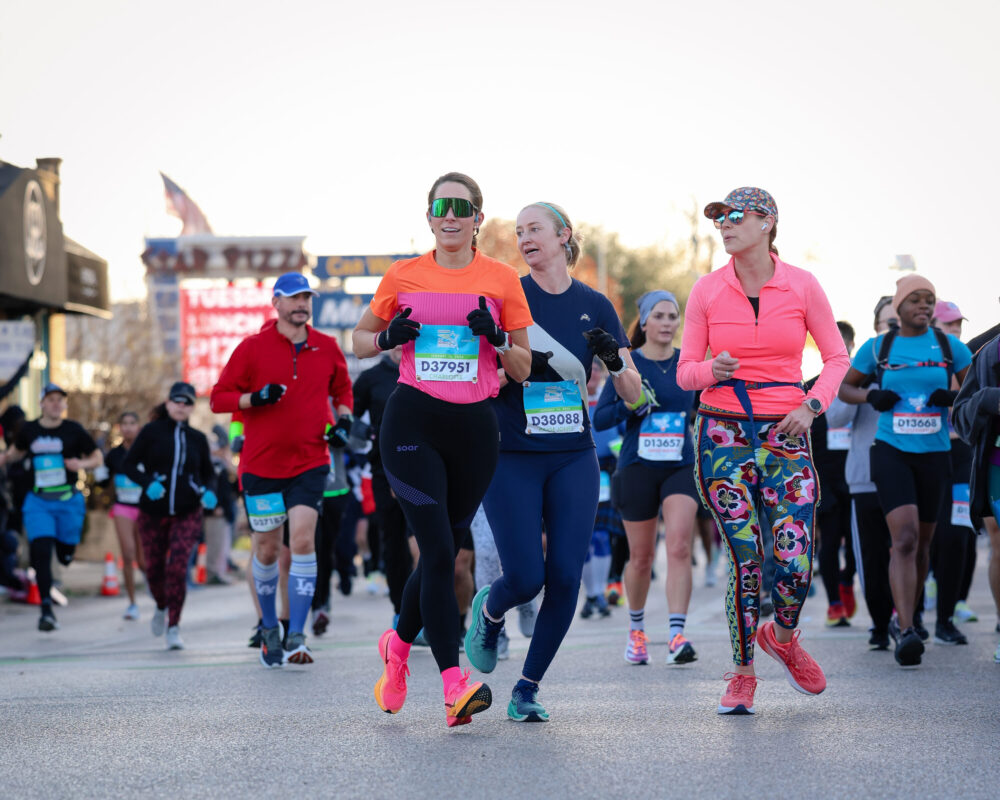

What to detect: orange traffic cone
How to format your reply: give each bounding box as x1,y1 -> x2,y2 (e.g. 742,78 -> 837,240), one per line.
25,568 -> 41,605
194,543 -> 207,585
100,551 -> 120,596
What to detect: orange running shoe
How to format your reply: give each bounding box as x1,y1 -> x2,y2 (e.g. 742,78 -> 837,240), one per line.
757,620 -> 826,695
444,670 -> 492,727
624,629 -> 651,664
374,630 -> 409,714
839,583 -> 857,619
718,672 -> 757,715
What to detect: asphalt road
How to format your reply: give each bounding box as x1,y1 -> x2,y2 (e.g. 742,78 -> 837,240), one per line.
2,542 -> 998,800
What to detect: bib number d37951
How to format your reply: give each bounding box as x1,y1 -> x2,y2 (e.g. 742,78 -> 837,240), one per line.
638,412 -> 686,461
523,380 -> 585,435
414,325 -> 479,383
245,492 -> 288,533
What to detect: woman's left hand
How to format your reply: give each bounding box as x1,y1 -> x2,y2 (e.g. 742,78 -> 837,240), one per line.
775,404 -> 816,436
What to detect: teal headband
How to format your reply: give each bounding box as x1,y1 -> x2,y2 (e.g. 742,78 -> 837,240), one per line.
535,202 -> 568,230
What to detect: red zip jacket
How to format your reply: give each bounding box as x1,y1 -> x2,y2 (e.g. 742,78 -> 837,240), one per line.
210,320 -> 353,479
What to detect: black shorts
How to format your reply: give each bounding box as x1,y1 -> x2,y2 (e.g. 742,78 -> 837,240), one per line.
242,464 -> 328,533
870,440 -> 950,522
614,461 -> 699,522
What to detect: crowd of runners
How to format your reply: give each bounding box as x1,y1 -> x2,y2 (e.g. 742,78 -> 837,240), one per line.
2,176 -> 998,723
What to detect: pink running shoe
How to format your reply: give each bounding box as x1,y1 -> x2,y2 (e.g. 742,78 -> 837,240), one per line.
718,672 -> 757,715
757,620 -> 826,695
374,630 -> 410,714
444,669 -> 492,727
624,629 -> 650,664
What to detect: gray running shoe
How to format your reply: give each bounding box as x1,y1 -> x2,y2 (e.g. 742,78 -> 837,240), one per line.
151,607 -> 166,637
283,631 -> 314,665
497,627 -> 510,661
259,624 -> 284,668
165,625 -> 184,650
518,600 -> 537,638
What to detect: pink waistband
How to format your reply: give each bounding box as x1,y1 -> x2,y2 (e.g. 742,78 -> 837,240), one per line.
111,503 -> 141,521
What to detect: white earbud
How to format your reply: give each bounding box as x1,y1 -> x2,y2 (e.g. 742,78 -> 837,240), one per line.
761,224 -> 767,231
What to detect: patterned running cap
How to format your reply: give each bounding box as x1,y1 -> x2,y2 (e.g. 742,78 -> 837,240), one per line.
704,187 -> 778,223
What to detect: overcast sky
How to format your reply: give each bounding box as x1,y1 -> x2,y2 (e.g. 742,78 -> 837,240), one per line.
2,0 -> 996,341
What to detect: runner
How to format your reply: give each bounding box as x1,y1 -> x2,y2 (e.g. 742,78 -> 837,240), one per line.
122,382 -> 216,649
838,274 -> 972,666
0,384 -> 103,631
594,289 -> 700,666
211,272 -> 354,667
806,321 -> 858,628
463,200 -> 640,722
678,187 -> 849,714
826,297 -> 898,650
353,172 -> 533,727
952,324 -> 1000,663
104,411 -> 146,620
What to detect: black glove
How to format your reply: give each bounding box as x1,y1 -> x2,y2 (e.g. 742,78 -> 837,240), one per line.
466,296 -> 507,347
250,383 -> 286,407
325,415 -> 354,449
866,389 -> 901,411
928,388 -> 957,408
530,350 -> 554,374
583,328 -> 624,372
377,308 -> 421,350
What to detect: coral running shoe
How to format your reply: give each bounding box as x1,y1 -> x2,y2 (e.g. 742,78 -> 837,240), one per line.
838,583 -> 857,619
666,633 -> 697,665
444,670 -> 492,727
624,629 -> 650,664
718,672 -> 757,715
374,630 -> 409,714
825,603 -> 850,628
757,620 -> 826,695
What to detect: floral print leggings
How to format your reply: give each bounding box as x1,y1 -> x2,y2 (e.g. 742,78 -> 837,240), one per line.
694,407 -> 817,666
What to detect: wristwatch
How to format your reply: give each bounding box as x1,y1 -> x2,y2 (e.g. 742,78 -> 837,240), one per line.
495,332 -> 512,354
804,397 -> 822,415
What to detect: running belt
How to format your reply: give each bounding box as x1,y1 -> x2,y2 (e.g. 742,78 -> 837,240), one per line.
715,378 -> 804,430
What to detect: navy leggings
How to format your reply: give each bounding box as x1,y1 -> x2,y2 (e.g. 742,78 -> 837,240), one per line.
380,385 -> 498,672
483,448 -> 599,683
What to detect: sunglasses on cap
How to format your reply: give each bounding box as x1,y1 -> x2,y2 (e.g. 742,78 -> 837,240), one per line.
713,209 -> 767,228
170,396 -> 194,406
429,197 -> 478,218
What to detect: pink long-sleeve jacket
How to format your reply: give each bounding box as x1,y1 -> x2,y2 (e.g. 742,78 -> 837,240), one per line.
677,255 -> 849,416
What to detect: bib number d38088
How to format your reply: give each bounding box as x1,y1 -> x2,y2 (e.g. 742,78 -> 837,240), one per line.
245,492 -> 288,533
523,380 -> 585,434
414,325 -> 479,383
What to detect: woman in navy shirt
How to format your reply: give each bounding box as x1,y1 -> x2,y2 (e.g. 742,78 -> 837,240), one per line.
595,290 -> 700,667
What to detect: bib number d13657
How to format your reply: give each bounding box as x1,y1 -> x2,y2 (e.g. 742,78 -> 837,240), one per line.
638,412 -> 686,461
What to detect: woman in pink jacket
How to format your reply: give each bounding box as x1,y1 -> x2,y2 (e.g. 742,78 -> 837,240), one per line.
678,187 -> 850,715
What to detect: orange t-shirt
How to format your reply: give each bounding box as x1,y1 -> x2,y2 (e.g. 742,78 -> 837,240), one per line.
370,249 -> 533,403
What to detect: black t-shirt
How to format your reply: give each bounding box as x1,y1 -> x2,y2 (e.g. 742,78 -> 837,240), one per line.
352,356 -> 401,467
15,419 -> 98,496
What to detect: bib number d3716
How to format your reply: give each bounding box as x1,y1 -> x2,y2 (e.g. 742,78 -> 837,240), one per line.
414,325 -> 479,383
245,492 -> 288,533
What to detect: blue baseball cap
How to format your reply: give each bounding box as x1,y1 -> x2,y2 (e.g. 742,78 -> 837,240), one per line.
40,382 -> 67,401
272,272 -> 318,298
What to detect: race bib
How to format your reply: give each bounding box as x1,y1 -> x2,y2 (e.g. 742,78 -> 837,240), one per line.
523,380 -> 585,434
951,483 -> 973,529
245,492 -> 288,533
892,395 -> 941,435
599,471 -> 611,503
638,412 -> 686,461
826,426 -> 852,451
414,325 -> 479,382
33,454 -> 66,490
114,473 -> 143,505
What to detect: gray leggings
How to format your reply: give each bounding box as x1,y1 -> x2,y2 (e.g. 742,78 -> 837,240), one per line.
470,505 -> 501,590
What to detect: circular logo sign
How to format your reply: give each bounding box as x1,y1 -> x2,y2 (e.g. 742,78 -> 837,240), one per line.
24,180 -> 47,286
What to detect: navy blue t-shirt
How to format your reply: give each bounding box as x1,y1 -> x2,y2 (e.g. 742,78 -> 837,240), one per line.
494,276 -> 629,452
593,349 -> 695,468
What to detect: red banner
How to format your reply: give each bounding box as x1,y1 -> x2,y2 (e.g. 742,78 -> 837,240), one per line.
180,285 -> 276,396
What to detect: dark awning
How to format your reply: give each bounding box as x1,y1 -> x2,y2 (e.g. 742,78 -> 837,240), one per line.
64,237 -> 110,319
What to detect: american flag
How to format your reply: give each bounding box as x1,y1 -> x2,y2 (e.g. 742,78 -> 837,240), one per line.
160,172 -> 213,235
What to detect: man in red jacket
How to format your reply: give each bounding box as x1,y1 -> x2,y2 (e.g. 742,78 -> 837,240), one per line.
212,272 -> 354,667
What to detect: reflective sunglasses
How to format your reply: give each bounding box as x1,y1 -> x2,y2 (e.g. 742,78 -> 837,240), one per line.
713,209 -> 765,228
429,197 -> 477,218
170,396 -> 194,406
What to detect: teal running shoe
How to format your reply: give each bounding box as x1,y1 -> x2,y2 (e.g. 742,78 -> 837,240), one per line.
464,585 -> 501,673
507,680 -> 549,722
